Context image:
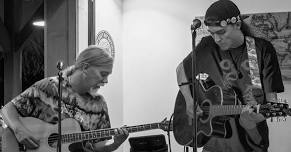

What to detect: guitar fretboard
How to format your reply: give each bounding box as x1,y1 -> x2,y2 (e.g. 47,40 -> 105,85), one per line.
210,105 -> 265,116
61,123 -> 162,143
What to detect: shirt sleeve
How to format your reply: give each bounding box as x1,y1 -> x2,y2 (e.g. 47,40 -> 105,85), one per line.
261,40 -> 284,93
11,86 -> 38,117
11,78 -> 56,117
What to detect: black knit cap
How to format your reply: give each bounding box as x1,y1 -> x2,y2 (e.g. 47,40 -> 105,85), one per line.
204,0 -> 241,26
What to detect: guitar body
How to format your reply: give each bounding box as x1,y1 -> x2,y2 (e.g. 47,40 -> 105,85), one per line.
20,117 -> 81,152
173,85 -> 234,147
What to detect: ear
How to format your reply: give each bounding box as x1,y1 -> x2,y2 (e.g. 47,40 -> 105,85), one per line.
235,21 -> 242,29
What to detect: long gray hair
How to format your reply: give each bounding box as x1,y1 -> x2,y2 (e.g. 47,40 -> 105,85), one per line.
63,45 -> 114,77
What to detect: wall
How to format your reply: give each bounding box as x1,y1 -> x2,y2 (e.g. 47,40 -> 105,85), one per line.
122,0 -> 212,151
122,0 -> 291,152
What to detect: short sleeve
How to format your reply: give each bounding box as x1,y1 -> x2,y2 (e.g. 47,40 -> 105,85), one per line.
11,78 -> 57,117
11,87 -> 38,117
261,41 -> 284,93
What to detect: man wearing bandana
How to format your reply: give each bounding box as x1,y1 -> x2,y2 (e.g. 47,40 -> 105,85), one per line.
178,0 -> 284,151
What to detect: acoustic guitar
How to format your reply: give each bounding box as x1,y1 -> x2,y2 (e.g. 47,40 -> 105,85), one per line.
1,117 -> 172,152
173,82 -> 290,147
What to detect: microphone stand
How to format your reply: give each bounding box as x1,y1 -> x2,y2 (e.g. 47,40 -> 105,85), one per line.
190,20 -> 200,152
57,61 -> 64,152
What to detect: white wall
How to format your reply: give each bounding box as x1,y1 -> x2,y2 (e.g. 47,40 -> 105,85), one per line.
122,0 -> 204,151
122,0 -> 291,152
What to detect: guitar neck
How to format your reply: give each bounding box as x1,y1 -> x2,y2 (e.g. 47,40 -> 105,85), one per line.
211,105 -> 248,116
62,122 -> 162,143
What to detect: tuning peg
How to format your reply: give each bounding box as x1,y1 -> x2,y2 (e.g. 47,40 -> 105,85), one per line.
277,117 -> 286,122
265,113 -> 270,117
283,117 -> 287,121
279,104 -> 284,108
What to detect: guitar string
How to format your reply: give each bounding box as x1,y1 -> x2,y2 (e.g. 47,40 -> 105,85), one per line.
45,123 -> 163,143
45,104 -> 272,143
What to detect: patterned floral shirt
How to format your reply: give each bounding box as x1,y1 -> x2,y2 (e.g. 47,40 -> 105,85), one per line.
11,76 -> 111,151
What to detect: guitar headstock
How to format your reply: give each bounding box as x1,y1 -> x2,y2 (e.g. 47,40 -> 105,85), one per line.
259,99 -> 291,119
159,118 -> 173,132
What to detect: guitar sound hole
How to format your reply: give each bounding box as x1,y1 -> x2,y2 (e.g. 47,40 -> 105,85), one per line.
48,133 -> 59,148
200,102 -> 210,121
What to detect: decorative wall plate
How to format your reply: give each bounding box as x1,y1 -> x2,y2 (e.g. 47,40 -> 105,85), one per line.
96,30 -> 115,59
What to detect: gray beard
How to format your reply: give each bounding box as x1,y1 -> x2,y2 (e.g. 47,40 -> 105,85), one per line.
89,87 -> 100,97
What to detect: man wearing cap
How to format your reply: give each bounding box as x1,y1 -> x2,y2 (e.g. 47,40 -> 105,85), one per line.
177,0 -> 284,151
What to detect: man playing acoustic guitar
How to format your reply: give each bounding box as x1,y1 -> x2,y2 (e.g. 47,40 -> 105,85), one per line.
1,45 -> 128,152
175,0 -> 284,152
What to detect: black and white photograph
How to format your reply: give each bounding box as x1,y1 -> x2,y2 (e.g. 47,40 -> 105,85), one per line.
0,0 -> 290,152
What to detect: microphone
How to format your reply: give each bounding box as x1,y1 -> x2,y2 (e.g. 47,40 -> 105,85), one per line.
191,19 -> 201,30
57,61 -> 64,71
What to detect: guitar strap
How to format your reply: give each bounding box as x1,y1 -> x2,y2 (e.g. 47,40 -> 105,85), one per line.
245,36 -> 262,89
245,36 -> 264,105
244,36 -> 267,152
